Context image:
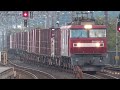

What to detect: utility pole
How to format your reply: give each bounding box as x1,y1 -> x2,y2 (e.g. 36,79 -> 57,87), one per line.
104,11 -> 108,38
2,30 -> 4,51
56,11 -> 60,27
0,31 -> 2,51
15,14 -> 17,28
104,11 -> 108,27
104,11 -> 109,64
115,17 -> 119,65
51,11 -> 55,27
71,11 -> 74,21
43,15 -> 47,29
46,11 -> 49,28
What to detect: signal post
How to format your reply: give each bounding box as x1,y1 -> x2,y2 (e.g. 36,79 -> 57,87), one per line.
115,14 -> 120,65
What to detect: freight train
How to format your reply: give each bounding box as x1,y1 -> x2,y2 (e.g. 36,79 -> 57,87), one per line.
7,13 -> 107,72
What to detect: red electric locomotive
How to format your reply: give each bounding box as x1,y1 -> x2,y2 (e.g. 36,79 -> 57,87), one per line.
60,14 -> 107,72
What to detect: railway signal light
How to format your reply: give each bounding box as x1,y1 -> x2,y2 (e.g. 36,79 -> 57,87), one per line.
22,11 -> 29,17
24,19 -> 27,27
117,13 -> 120,32
117,21 -> 120,32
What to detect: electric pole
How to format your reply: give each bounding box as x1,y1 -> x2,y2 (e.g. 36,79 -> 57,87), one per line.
51,11 -> 55,28
56,11 -> 60,27
2,30 -> 4,51
104,11 -> 108,27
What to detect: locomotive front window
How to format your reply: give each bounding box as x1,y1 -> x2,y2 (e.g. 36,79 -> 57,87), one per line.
70,30 -> 87,38
89,29 -> 106,37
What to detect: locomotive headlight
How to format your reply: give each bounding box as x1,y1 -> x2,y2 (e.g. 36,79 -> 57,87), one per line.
84,25 -> 92,29
73,43 -> 81,47
77,43 -> 81,47
96,43 -> 100,47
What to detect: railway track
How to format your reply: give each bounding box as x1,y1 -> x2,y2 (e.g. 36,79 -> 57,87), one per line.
8,58 -> 116,79
84,71 -> 119,79
8,60 -> 56,79
99,66 -> 120,79
96,72 -> 119,79
0,62 -> 38,79
83,73 -> 100,79
83,65 -> 120,79
8,54 -> 119,79
8,59 -> 106,79
14,68 -> 38,79
8,59 -> 76,79
10,59 -> 118,79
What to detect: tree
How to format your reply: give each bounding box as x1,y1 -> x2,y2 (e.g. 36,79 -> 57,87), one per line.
95,17 -> 118,51
107,18 -> 116,51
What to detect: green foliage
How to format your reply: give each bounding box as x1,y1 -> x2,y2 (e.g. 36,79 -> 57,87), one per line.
95,17 -> 104,25
95,17 -> 118,51
107,19 -> 116,51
